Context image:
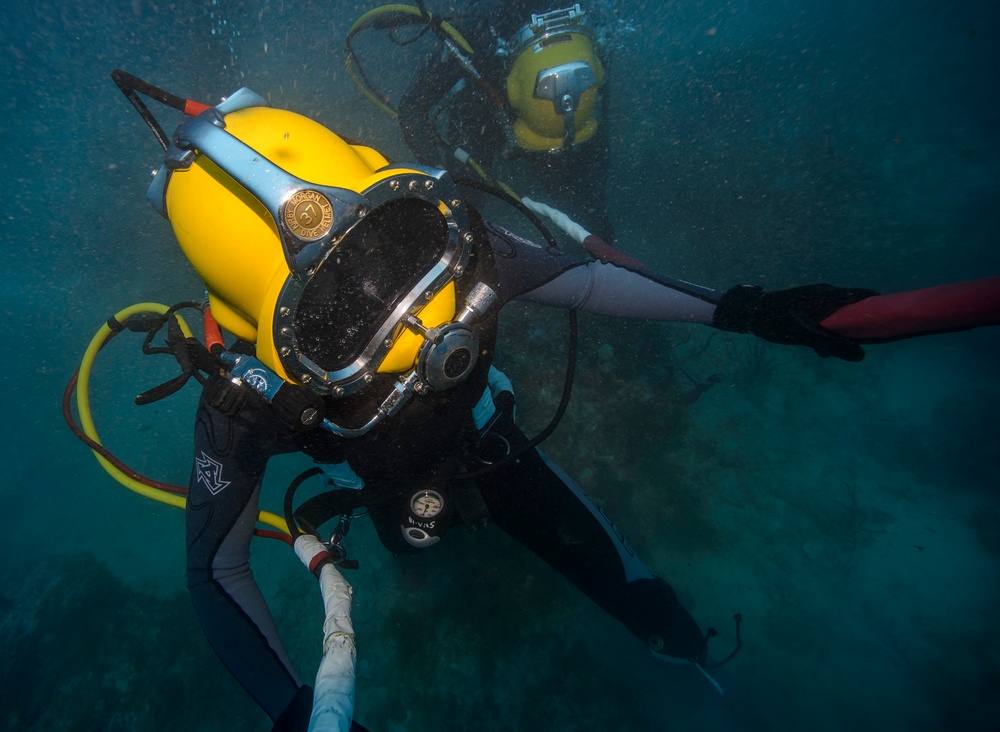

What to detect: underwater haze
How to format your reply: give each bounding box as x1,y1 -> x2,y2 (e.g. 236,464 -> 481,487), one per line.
1,0 -> 998,730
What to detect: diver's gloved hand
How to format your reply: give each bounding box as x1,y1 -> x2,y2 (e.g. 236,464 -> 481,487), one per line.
713,283 -> 880,362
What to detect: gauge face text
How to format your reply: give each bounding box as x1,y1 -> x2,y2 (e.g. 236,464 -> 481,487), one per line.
411,490 -> 444,518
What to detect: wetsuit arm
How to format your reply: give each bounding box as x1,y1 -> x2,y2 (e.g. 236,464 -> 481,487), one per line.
486,222 -> 895,361
524,263 -> 881,360
519,259 -> 721,323
486,221 -> 720,322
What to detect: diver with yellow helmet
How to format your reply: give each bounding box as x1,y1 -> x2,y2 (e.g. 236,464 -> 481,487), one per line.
348,1 -> 616,245
94,70 -> 1000,731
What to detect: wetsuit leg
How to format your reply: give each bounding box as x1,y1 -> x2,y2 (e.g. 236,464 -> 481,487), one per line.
186,390 -> 304,721
474,427 -> 707,661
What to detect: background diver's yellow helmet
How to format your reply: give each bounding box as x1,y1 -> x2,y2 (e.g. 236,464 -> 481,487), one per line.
505,5 -> 605,152
148,88 -> 478,398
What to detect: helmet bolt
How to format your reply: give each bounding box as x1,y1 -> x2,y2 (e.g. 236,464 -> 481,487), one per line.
357,205 -> 367,218
424,290 -> 434,300
450,199 -> 461,209
300,408 -> 319,426
279,306 -> 291,317
408,180 -> 420,192
363,373 -> 374,383
280,327 -> 294,337
462,231 -> 475,244
453,265 -> 464,277
423,179 -> 434,190
279,346 -> 292,357
333,386 -> 345,397
389,179 -> 400,191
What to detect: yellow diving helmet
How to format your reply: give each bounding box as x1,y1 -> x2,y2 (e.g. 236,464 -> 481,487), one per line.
146,88 -> 495,424
505,4 -> 605,152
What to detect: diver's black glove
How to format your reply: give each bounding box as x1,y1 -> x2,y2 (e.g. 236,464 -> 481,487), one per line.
713,283 -> 880,362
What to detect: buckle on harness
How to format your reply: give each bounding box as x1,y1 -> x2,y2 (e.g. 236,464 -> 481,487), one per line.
219,351 -> 326,433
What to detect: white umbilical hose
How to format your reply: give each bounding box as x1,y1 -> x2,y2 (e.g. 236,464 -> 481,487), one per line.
521,196 -> 591,245
295,535 -> 357,732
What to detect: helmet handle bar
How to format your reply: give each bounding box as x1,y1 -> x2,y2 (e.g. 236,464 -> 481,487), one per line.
111,69 -> 213,151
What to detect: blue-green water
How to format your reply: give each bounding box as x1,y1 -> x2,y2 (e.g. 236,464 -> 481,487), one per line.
1,1 -> 997,730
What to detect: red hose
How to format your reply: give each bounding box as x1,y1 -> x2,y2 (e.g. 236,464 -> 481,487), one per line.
203,306 -> 226,354
184,99 -> 213,116
821,275 -> 1000,339
582,234 -> 645,269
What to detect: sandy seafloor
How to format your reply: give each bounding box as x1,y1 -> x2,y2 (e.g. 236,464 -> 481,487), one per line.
1,1 -> 998,730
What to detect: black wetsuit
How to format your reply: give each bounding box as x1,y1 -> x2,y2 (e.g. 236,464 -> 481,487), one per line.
185,220 -> 723,725
397,0 -> 616,243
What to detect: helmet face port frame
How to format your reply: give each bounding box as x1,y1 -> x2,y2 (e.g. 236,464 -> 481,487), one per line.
277,181 -> 469,396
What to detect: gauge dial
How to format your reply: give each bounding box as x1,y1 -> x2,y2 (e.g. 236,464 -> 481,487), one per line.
410,489 -> 444,518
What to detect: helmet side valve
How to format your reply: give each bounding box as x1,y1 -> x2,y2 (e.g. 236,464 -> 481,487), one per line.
457,282 -> 497,324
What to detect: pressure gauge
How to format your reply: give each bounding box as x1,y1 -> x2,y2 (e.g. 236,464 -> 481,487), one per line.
410,489 -> 444,518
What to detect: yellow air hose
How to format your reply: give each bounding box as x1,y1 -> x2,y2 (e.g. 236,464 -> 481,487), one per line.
74,303 -> 290,536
